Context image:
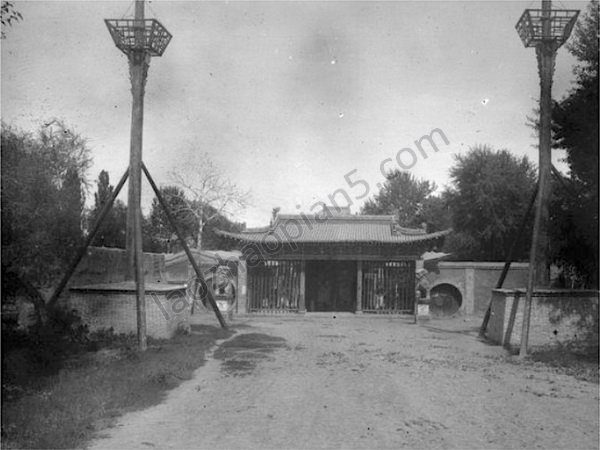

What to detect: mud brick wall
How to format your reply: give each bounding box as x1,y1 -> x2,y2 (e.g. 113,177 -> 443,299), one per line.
428,264 -> 468,310
428,262 -> 529,315
471,265 -> 529,314
71,247 -> 166,286
66,284 -> 190,339
488,289 -> 599,349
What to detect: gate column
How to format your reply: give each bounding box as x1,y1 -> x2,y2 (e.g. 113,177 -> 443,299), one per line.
356,260 -> 363,313
299,260 -> 306,313
237,259 -> 248,314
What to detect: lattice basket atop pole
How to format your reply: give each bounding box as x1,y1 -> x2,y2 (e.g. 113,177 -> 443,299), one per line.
105,19 -> 172,56
515,9 -> 579,48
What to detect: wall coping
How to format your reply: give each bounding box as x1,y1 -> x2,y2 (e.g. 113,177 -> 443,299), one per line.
439,261 -> 529,269
86,246 -> 165,257
492,288 -> 599,298
70,281 -> 187,294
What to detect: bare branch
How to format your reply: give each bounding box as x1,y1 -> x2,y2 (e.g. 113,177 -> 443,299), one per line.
167,152 -> 251,248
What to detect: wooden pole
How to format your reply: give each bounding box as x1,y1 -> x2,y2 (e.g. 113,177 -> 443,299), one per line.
521,0 -> 555,357
479,181 -> 538,337
126,0 -> 149,350
126,0 -> 147,277
142,162 -> 228,329
533,0 -> 555,287
48,169 -> 130,308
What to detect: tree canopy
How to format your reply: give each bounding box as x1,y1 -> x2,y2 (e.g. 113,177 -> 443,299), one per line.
168,152 -> 250,250
1,121 -> 91,287
554,1 -> 598,192
88,170 -> 128,249
145,184 -> 245,253
1,1 -> 22,39
146,185 -> 198,253
550,0 -> 599,287
196,203 -> 246,251
445,145 -> 536,261
361,169 -> 450,232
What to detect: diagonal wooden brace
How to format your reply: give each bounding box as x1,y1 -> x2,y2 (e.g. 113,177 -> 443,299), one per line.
479,180 -> 539,337
142,162 -> 227,329
48,168 -> 130,308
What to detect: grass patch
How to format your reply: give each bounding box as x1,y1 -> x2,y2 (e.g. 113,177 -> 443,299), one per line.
1,324 -> 233,449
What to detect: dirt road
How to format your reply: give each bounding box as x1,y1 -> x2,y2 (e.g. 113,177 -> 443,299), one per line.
88,314 -> 599,449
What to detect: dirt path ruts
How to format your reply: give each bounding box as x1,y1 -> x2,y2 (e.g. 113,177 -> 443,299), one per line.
88,315 -> 599,450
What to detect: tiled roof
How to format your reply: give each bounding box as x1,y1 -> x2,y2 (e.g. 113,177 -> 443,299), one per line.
217,214 -> 451,245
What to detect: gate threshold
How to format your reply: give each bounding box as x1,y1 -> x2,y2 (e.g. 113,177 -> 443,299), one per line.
305,312 -> 364,319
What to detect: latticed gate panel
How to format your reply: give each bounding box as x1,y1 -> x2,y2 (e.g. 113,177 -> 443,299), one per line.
362,261 -> 415,314
248,260 -> 302,313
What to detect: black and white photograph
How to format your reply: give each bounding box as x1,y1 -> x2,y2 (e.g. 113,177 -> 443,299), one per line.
1,1 -> 598,448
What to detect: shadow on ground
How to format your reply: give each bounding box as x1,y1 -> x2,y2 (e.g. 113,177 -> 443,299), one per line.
213,333 -> 288,377
420,321 -> 481,337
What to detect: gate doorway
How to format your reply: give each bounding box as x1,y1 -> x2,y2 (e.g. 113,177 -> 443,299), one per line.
306,261 -> 356,312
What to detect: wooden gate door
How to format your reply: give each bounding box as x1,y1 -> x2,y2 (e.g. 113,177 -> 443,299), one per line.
248,260 -> 301,313
361,261 -> 415,314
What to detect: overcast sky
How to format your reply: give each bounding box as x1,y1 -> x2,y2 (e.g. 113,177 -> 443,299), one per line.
1,0 -> 589,227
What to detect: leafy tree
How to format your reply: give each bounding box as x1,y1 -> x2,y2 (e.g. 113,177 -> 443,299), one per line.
361,170 -> 449,231
198,204 -> 245,251
57,168 -> 85,260
1,121 -> 91,288
145,185 -> 245,253
565,1 -> 598,86
1,1 -> 22,39
88,170 -> 128,249
146,186 -> 197,253
140,214 -> 155,253
169,152 -> 250,250
549,175 -> 597,288
420,192 -> 452,234
554,1 -> 598,192
550,0 -> 599,287
445,145 -> 536,261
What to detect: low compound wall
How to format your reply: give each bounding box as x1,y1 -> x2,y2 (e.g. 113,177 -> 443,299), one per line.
164,249 -> 241,284
72,247 -> 166,285
425,262 -> 530,316
67,282 -> 190,339
487,288 -> 599,350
